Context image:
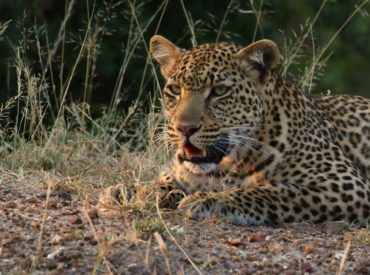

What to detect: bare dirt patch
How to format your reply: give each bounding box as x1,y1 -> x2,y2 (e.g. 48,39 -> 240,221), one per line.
1,185 -> 369,274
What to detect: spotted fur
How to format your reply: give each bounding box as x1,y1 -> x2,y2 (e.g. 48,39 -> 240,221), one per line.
100,36 -> 370,225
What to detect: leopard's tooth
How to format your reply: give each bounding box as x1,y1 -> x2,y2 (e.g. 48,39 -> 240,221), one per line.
201,150 -> 207,157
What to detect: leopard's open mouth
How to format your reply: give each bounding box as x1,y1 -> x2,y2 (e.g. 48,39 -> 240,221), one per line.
180,143 -> 209,164
178,137 -> 228,164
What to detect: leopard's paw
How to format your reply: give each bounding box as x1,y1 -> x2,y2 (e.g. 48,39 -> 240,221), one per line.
178,192 -> 216,219
154,171 -> 186,209
96,183 -> 136,216
156,183 -> 186,209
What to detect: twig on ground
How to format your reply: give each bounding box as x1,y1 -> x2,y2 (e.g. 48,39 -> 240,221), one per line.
154,232 -> 172,275
144,235 -> 152,270
337,241 -> 351,275
81,200 -> 114,275
155,194 -> 203,275
30,179 -> 52,271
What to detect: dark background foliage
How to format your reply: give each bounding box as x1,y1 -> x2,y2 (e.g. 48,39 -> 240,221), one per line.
0,0 -> 369,118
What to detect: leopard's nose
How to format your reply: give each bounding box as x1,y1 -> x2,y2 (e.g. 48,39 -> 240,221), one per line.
176,124 -> 202,137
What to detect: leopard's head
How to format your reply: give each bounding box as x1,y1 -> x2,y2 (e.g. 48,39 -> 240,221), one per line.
150,35 -> 280,174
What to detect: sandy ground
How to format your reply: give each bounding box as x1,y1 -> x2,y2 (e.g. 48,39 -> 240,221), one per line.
1,184 -> 369,275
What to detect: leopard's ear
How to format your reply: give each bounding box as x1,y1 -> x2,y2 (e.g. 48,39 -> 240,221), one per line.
236,39 -> 280,70
150,35 -> 183,79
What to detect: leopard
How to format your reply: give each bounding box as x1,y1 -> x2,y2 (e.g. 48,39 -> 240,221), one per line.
99,35 -> 370,225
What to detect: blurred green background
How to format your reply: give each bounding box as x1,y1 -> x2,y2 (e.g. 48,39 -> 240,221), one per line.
0,0 -> 369,118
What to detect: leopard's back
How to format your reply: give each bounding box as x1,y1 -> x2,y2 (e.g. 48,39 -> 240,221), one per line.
314,95 -> 370,178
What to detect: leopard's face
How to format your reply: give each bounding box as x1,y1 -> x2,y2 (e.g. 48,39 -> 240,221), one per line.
150,36 -> 279,174
163,45 -> 264,174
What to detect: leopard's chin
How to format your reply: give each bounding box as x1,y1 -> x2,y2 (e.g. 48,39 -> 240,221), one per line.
183,161 -> 218,175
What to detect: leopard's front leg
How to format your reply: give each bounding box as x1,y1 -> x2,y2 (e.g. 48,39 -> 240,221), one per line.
179,187 -> 297,225
177,188 -> 269,225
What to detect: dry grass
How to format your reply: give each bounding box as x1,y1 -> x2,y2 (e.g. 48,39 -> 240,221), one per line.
356,228 -> 370,245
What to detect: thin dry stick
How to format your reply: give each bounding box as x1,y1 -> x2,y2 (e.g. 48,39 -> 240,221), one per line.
155,195 -> 203,275
127,0 -> 168,89
337,241 -> 351,275
154,232 -> 172,275
179,0 -> 197,47
47,0 -> 75,67
144,236 -> 152,270
252,0 -> 264,42
306,28 -> 317,93
298,0 -> 369,87
57,1 -> 96,120
30,180 -> 52,270
215,0 -> 236,43
282,0 -> 329,77
59,1 -> 69,103
33,22 -> 57,123
81,200 -> 113,275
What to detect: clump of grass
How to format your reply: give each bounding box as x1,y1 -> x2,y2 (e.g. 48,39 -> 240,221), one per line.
356,228 -> 370,245
133,217 -> 166,234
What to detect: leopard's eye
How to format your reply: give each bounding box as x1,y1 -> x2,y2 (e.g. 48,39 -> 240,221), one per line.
165,84 -> 181,98
210,86 -> 229,97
